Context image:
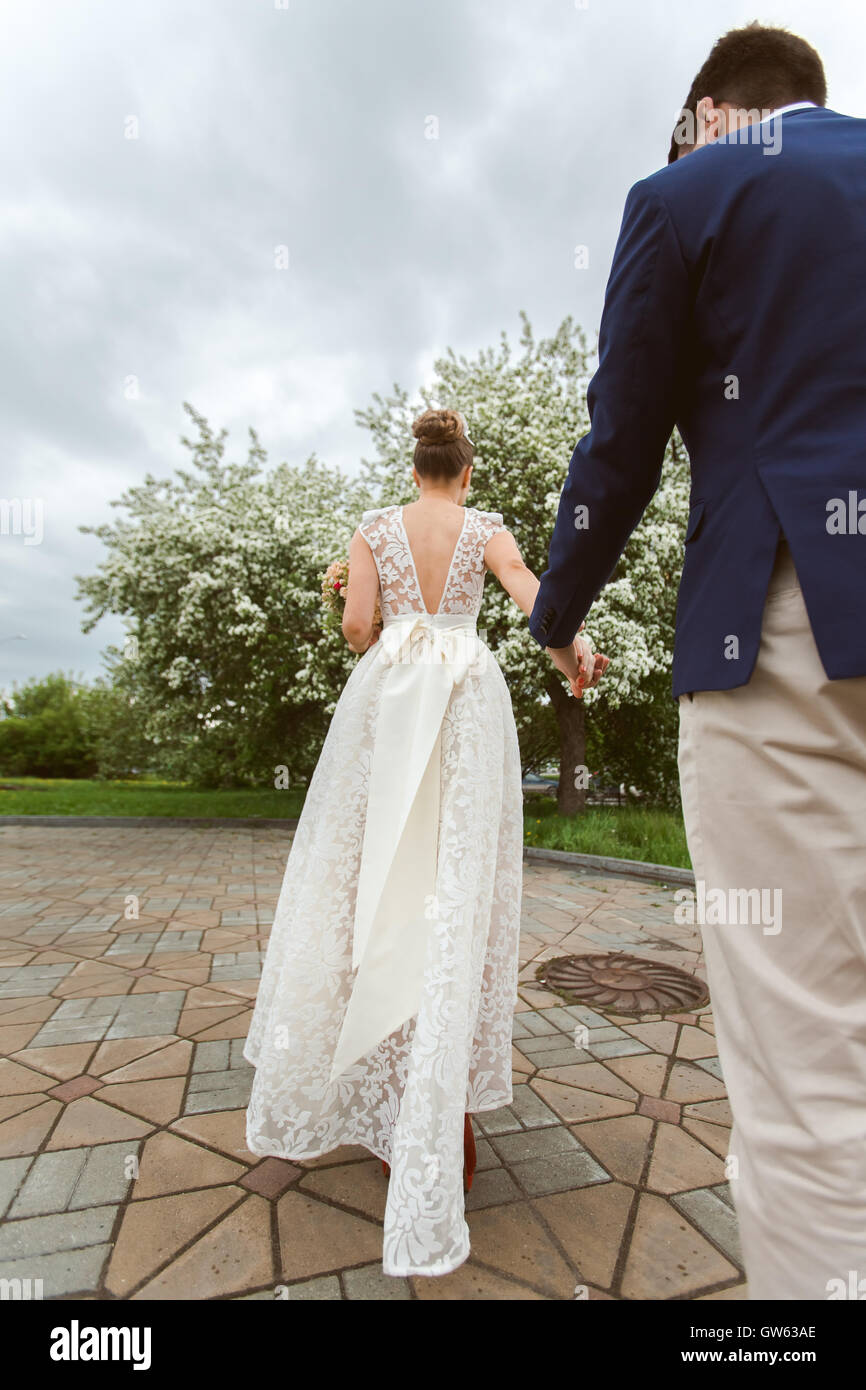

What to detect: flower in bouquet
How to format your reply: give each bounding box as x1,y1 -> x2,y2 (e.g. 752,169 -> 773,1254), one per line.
321,557 -> 382,633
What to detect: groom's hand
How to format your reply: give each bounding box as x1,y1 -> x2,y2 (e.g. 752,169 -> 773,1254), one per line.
545,635 -> 594,691
574,651 -> 611,697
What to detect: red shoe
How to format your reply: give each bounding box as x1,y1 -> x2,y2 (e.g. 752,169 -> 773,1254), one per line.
463,1112 -> 477,1192
381,1113 -> 477,1188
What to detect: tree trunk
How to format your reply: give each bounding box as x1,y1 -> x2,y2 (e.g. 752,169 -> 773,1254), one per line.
547,674 -> 587,815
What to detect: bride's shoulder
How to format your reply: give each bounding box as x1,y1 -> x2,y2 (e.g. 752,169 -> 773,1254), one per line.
468,506 -> 505,530
358,503 -> 400,528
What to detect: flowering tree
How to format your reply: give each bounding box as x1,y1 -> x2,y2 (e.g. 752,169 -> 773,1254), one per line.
79,318 -> 689,808
77,404 -> 371,787
354,312 -> 690,813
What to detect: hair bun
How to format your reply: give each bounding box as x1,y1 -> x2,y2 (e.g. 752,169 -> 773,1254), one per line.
412,408 -> 464,446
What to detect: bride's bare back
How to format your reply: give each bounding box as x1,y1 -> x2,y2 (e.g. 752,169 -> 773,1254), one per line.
400,499 -> 467,613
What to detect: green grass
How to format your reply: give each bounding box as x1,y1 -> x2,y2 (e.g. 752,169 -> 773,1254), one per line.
523,796 -> 691,870
0,778 -> 690,871
0,778 -> 306,819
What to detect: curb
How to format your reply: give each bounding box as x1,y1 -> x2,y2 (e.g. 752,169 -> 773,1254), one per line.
0,815 -> 694,886
523,844 -> 694,887
0,815 -> 300,830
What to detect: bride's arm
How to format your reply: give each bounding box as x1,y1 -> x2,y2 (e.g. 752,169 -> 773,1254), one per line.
484,530 -> 595,688
342,530 -> 381,653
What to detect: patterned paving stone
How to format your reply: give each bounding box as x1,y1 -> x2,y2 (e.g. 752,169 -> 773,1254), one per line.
672,1185 -> 743,1266
344,1262 -> 412,1300
0,825 -> 746,1301
621,1192 -> 739,1298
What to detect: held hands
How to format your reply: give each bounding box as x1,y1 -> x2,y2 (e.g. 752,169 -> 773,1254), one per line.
545,625 -> 611,699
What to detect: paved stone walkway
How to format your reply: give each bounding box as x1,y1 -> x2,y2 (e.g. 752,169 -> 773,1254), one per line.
0,825 -> 746,1300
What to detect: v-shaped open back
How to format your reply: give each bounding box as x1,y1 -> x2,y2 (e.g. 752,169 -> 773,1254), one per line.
399,505 -> 468,615
358,504 -> 506,623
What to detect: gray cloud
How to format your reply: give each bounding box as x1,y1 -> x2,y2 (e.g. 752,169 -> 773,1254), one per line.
2,0 -> 864,684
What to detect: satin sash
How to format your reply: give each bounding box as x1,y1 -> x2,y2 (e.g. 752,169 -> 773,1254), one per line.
328,614 -> 486,1084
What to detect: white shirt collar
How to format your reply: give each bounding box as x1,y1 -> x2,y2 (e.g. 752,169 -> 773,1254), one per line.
759,100 -> 818,125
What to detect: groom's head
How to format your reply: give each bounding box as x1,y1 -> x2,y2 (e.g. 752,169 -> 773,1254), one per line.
668,23 -> 826,163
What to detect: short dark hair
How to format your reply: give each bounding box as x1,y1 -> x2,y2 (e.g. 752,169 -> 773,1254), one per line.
667,23 -> 827,163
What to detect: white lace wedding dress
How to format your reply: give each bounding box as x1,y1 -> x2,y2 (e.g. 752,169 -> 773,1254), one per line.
243,503 -> 523,1277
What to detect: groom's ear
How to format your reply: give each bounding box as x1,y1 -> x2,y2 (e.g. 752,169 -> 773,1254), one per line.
696,95 -> 728,145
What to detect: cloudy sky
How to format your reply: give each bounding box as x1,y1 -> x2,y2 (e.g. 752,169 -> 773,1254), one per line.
2,0 -> 865,687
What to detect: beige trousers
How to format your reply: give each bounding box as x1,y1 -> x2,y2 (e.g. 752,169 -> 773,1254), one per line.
677,540 -> 866,1301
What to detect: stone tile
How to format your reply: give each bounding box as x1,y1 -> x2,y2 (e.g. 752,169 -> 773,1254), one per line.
571,1114 -> 654,1185
682,1116 -> 732,1158
107,1186 -> 243,1295
533,1181 -> 635,1289
672,1186 -> 743,1267
623,1021 -> 679,1052
465,1201 -> 577,1298
344,1262 -> 411,1300
10,1043 -> 98,1080
694,1055 -> 725,1080
664,1061 -> 728,1105
676,1024 -> 719,1060
134,1131 -> 246,1199
9,1148 -> 88,1217
647,1123 -> 727,1195
96,1078 -> 186,1125
509,1149 -> 610,1197
475,1106 -> 522,1137
605,1052 -> 669,1096
530,1079 -> 635,1125
47,1075 -> 103,1102
88,1036 -> 181,1076
277,1191 -> 384,1279
508,1085 -> 562,1129
132,1193 -> 273,1299
464,1167 -> 522,1210
0,1099 -> 62,1157
491,1125 -> 581,1165
0,1203 -> 117,1260
0,1058 -> 55,1096
299,1159 -> 386,1221
586,1038 -> 651,1060
240,1157 -> 302,1199
411,1261 -> 547,1300
638,1095 -> 681,1124
0,1243 -> 112,1297
683,1098 -> 733,1127
67,1140 -> 143,1210
0,1156 -> 34,1218
46,1097 -> 153,1150
0,1092 -> 49,1124
540,1060 -> 639,1101
268,1275 -> 342,1300
621,1193 -> 739,1298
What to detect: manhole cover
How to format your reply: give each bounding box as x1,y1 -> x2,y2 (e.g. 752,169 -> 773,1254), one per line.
536,951 -> 709,1015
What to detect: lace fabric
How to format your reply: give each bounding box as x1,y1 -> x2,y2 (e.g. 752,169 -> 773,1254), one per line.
243,504 -> 523,1277
357,503 -> 505,619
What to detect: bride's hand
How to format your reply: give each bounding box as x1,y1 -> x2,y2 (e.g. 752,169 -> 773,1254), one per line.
545,634 -> 594,690
569,649 -> 611,698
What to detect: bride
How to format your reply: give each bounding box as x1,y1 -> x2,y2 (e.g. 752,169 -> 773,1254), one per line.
243,407 -> 608,1277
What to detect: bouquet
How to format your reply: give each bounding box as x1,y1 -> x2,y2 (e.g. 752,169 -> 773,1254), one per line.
321,558 -> 382,634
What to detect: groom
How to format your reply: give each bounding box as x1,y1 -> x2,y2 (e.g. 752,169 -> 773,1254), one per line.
532,23 -> 866,1300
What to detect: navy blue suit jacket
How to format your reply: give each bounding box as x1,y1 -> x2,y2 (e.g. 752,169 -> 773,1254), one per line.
529,106 -> 866,696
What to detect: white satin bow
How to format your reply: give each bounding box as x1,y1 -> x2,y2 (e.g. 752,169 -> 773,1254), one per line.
328,615 -> 485,1084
